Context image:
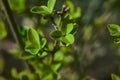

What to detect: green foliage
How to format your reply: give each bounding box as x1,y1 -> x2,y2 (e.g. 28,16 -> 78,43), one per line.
47,0 -> 56,13
25,28 -> 41,55
5,0 -> 82,80
54,51 -> 64,61
25,28 -> 47,55
31,0 -> 56,17
111,73 -> 120,80
50,30 -> 63,40
23,0 -> 81,79
66,1 -> 81,19
18,26 -> 27,38
11,68 -> 40,80
108,24 -> 120,37
31,6 -> 51,16
61,34 -> 75,46
107,24 -> 120,44
0,21 -> 7,40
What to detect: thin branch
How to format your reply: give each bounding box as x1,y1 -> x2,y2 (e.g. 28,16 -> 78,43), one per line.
50,17 -> 58,30
0,0 -> 24,50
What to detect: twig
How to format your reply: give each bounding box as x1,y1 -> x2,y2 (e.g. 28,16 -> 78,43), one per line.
50,17 -> 58,30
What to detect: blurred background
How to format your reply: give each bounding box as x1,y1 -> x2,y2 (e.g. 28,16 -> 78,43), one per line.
0,0 -> 120,80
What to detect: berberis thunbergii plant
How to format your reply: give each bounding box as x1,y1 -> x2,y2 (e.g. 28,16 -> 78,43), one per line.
8,0 -> 81,80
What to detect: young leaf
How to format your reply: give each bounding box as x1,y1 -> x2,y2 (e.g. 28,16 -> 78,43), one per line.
17,26 -> 27,38
41,38 -> 47,48
25,40 -> 40,55
38,52 -> 48,58
111,73 -> 120,80
107,24 -> 120,36
50,30 -> 62,40
113,37 -> 120,44
42,73 -> 53,80
66,1 -> 74,13
72,7 -> 81,19
25,28 -> 41,55
66,23 -> 74,34
54,51 -> 64,61
31,6 -> 51,16
27,28 -> 40,45
0,22 -> 7,40
51,63 -> 61,72
47,0 -> 56,12
61,34 -> 74,46
70,24 -> 78,34
11,68 -> 19,79
66,1 -> 81,19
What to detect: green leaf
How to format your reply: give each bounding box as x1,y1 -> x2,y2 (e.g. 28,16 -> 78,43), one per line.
11,68 -> 19,79
54,51 -> 64,61
0,22 -> 7,40
38,52 -> 48,58
107,24 -> 120,36
17,26 -> 27,38
66,1 -> 74,13
72,7 -> 81,19
61,34 -> 74,46
66,1 -> 81,19
113,37 -> 120,44
27,28 -> 40,43
42,73 -> 53,80
25,28 -> 41,55
111,73 -> 120,80
47,0 -> 56,12
41,38 -> 47,48
66,23 -> 74,34
50,30 -> 63,40
70,24 -> 78,34
51,63 -> 61,72
31,6 -> 51,16
60,15 -> 71,35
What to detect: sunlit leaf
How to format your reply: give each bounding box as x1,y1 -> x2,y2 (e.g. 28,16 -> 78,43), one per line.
51,63 -> 61,72
50,30 -> 62,40
72,7 -> 81,19
25,28 -> 41,55
47,0 -> 56,12
61,34 -> 74,46
66,1 -> 81,19
70,24 -> 78,34
107,24 -> 120,36
54,51 -> 64,61
11,68 -> 19,79
27,28 -> 40,43
31,6 -> 51,16
0,22 -> 7,40
38,52 -> 48,58
113,37 -> 120,44
111,73 -> 120,80
66,1 -> 74,13
66,23 -> 74,34
41,38 -> 47,48
42,73 -> 53,80
25,41 -> 40,55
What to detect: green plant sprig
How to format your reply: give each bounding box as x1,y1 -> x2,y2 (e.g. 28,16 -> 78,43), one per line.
13,0 -> 81,80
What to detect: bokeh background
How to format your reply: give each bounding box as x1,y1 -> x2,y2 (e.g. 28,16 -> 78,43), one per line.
0,0 -> 120,80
